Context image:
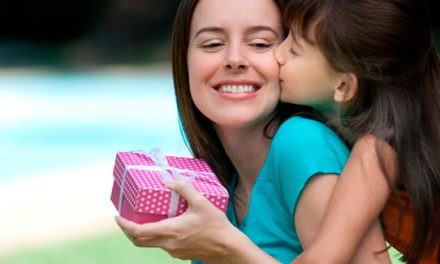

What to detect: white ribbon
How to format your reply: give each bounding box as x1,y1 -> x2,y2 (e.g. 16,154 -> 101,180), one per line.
117,148 -> 215,217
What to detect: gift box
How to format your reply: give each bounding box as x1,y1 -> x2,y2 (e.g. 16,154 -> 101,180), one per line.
110,149 -> 229,224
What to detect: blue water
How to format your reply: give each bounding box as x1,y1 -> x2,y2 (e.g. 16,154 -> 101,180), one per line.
0,70 -> 189,183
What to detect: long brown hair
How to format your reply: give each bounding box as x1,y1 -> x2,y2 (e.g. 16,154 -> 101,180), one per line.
171,0 -> 316,188
284,0 -> 440,262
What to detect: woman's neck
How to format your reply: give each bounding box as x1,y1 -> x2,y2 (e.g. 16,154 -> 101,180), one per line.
215,123 -> 273,196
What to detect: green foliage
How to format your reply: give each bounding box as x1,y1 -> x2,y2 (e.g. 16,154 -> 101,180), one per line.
0,232 -> 188,264
0,232 -> 406,264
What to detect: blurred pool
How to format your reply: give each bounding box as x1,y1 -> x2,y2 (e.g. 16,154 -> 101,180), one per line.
0,69 -> 189,183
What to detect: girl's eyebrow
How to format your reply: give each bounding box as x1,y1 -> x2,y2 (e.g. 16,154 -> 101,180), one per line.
193,25 -> 280,40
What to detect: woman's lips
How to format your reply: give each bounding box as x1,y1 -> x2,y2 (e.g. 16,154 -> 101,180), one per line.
213,81 -> 262,94
217,84 -> 257,93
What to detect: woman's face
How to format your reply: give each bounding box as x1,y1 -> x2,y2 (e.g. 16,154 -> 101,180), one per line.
187,0 -> 283,129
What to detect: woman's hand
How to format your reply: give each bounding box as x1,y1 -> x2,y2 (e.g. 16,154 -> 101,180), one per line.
115,180 -> 239,262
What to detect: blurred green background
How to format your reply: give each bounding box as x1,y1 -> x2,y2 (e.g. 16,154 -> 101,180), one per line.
0,1 -> 186,263
0,0 -> 438,68
0,0 -> 179,67
0,232 -> 186,264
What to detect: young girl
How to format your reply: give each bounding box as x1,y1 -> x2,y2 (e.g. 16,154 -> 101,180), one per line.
275,0 -> 440,263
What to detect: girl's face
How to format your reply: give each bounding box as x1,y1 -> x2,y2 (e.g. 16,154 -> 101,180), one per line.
187,0 -> 283,129
275,32 -> 341,108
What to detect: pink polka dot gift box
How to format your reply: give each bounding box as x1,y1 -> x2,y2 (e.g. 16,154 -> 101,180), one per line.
110,149 -> 229,224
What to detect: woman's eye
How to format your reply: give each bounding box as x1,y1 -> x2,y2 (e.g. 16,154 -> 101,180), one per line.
250,42 -> 272,50
253,43 -> 272,48
201,42 -> 223,50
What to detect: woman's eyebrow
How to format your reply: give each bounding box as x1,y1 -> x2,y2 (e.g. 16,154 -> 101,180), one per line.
193,27 -> 223,39
246,25 -> 279,38
193,25 -> 279,40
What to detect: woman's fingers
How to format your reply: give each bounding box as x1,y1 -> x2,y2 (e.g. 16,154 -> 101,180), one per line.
114,216 -> 169,246
115,216 -> 163,238
164,179 -> 207,207
113,181 -> 229,258
115,215 -> 145,236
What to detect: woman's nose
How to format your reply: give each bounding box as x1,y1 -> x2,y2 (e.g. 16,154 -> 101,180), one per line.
224,45 -> 249,71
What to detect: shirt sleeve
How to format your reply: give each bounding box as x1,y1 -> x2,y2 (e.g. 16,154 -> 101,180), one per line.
270,116 -> 350,217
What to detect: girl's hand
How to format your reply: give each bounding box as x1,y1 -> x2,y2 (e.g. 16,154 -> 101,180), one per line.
115,180 -> 238,262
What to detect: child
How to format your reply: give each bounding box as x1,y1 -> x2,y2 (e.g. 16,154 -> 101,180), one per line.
275,0 -> 440,263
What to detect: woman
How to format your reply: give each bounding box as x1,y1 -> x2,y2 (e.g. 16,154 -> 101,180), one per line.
115,0 -> 390,263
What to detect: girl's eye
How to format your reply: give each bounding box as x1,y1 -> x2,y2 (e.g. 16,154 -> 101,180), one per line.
289,47 -> 298,55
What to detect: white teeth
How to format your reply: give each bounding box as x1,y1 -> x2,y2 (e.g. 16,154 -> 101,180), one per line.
218,85 -> 256,93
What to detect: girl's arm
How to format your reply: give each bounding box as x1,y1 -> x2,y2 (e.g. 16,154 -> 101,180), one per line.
293,136 -> 397,264
115,180 -> 282,264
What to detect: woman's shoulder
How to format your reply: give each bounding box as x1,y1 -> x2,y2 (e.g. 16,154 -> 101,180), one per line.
274,116 -> 346,148
269,116 -> 349,169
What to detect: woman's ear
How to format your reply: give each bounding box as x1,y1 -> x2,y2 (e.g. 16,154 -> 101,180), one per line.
333,72 -> 358,102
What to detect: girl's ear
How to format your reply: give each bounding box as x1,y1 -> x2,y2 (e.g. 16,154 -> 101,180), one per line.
333,72 -> 358,102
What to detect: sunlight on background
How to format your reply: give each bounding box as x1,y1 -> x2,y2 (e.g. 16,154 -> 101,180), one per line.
0,69 -> 189,181
0,67 -> 190,263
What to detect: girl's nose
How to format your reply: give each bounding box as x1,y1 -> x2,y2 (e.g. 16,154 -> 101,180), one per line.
275,41 -> 286,65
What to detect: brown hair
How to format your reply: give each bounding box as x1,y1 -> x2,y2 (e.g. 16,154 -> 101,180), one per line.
284,0 -> 440,262
171,0 -> 317,188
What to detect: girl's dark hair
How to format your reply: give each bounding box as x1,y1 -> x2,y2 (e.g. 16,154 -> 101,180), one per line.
171,0 -> 315,188
284,0 -> 440,262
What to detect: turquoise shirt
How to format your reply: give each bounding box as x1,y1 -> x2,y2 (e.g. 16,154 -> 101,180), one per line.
193,116 -> 349,264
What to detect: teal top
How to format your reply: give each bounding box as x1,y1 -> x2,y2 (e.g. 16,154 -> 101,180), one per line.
192,116 -> 350,264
